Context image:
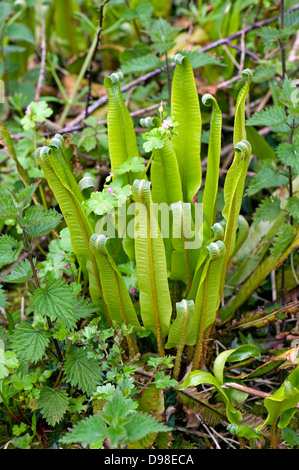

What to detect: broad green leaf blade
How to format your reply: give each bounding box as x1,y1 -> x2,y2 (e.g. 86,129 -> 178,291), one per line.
257,367 -> 299,431
2,259 -> 33,283
104,72 -> 141,181
132,180 -> 172,351
124,411 -> 169,445
11,322 -> 50,364
169,201 -> 202,293
150,137 -> 183,205
63,348 -> 103,396
90,234 -> 141,356
220,140 -> 252,299
233,69 -> 253,146
213,345 -> 261,385
245,105 -> 287,128
31,279 -> 77,330
0,122 -> 31,186
176,370 -> 242,425
0,235 -> 23,269
0,285 -> 7,308
61,415 -> 107,445
36,140 -> 105,312
171,54 -> 202,202
201,93 -> 222,240
20,206 -> 63,237
38,387 -> 69,427
165,299 -> 194,349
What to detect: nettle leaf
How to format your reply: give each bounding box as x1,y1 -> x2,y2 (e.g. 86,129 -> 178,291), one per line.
252,64 -> 277,83
31,279 -> 77,330
0,235 -> 23,269
275,143 -> 299,174
2,259 -> 33,284
38,387 -> 69,427
147,17 -> 180,54
178,49 -> 222,69
0,285 -> 7,309
121,54 -> 160,74
253,196 -> 281,223
278,77 -> 299,115
11,322 -> 50,364
61,415 -> 107,445
63,348 -> 103,396
73,297 -> 99,321
287,197 -> 299,221
245,106 -> 287,127
258,26 -> 297,50
0,193 -> 19,219
19,206 -> 63,237
270,224 -> 296,259
245,162 -> 289,196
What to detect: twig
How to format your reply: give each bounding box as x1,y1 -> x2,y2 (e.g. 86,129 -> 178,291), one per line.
85,0 -> 111,119
35,16 -> 46,103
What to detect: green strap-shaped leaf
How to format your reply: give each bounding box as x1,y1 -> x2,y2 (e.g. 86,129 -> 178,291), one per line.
165,299 -> 194,349
170,54 -> 202,203
36,140 -> 106,316
132,180 -> 172,355
233,69 -> 253,147
150,137 -> 183,205
201,93 -> 222,241
188,222 -> 224,301
189,241 -> 226,370
219,140 -> 252,299
176,370 -> 242,425
104,72 -> 141,182
169,201 -> 201,294
232,215 -> 249,258
0,122 -> 31,186
90,234 -> 141,356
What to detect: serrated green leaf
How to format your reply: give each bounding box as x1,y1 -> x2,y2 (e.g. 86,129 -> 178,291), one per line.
270,224 -> 296,258
124,411 -> 169,444
11,322 -> 50,364
0,193 -> 19,219
38,387 -> 69,426
253,196 -> 281,223
287,197 -> 299,221
245,162 -> 289,196
31,279 -> 77,329
0,285 -> 7,309
178,49 -> 222,69
2,259 -> 33,284
146,18 -> 180,54
0,235 -> 23,269
20,206 -> 63,237
61,415 -> 107,445
275,143 -> 299,174
121,54 -> 160,74
63,348 -> 103,396
246,106 -> 287,127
